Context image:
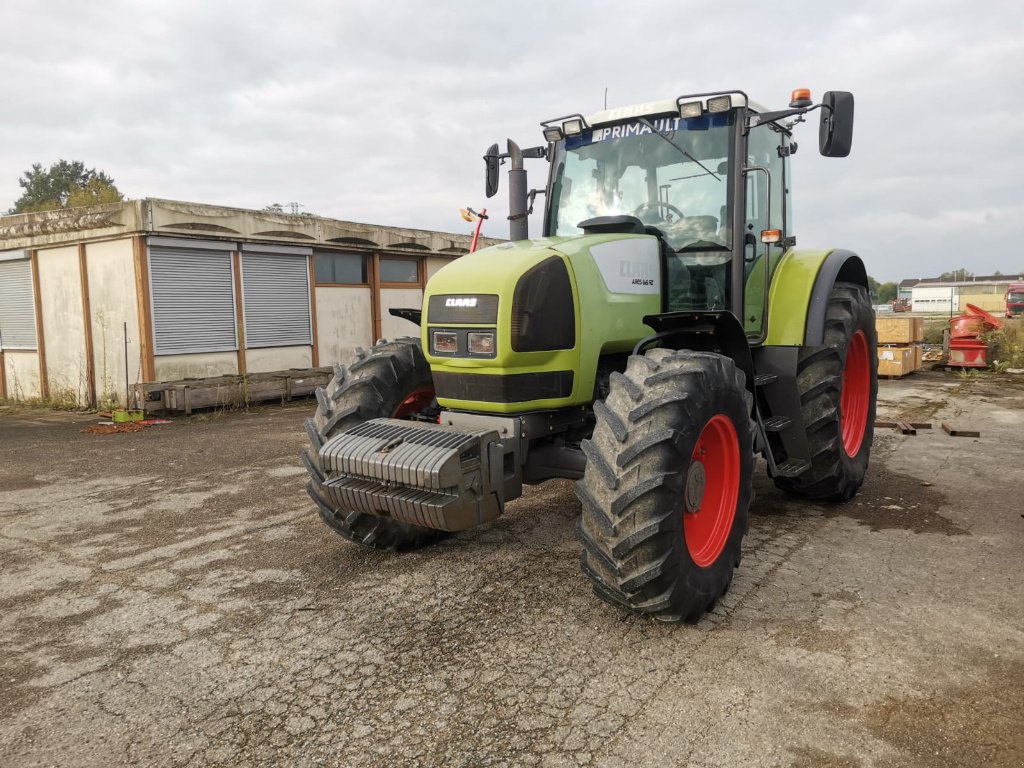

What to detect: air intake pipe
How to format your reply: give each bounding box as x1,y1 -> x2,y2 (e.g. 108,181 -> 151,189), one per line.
507,139 -> 529,242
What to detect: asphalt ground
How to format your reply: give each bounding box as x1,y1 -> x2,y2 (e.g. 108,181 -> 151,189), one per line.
1,371 -> 1022,767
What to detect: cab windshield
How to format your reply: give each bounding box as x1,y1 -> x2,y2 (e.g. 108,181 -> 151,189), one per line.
547,112 -> 734,253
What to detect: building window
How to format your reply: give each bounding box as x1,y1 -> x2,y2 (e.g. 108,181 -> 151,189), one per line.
149,245 -> 237,355
315,252 -> 366,284
0,257 -> 37,349
241,252 -> 312,348
380,258 -> 419,284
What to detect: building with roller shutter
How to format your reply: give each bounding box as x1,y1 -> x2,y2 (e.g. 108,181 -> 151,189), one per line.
0,198 -> 498,406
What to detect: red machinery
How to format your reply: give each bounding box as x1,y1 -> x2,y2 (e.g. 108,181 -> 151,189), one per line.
459,207 -> 489,253
1006,282 -> 1024,318
948,303 -> 1002,368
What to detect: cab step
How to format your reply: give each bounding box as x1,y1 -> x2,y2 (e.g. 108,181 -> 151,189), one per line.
762,415 -> 792,432
773,458 -> 811,478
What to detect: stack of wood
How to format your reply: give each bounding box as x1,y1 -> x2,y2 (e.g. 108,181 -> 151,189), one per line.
875,316 -> 925,377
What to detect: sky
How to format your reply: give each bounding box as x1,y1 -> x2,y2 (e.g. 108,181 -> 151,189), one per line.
1,0 -> 1022,283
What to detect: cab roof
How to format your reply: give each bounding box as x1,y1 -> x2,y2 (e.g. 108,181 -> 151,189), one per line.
585,93 -> 771,127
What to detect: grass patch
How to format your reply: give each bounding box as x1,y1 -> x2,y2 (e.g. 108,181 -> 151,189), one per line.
984,318 -> 1024,370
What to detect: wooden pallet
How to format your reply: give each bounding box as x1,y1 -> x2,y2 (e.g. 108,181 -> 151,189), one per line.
131,367 -> 333,415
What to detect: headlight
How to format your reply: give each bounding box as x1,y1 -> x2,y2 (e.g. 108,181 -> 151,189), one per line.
432,331 -> 458,354
467,331 -> 495,355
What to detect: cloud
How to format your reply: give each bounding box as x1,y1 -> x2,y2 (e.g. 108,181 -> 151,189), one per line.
1,0 -> 1021,280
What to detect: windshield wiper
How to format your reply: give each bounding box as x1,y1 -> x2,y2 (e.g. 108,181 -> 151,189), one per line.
637,117 -> 721,182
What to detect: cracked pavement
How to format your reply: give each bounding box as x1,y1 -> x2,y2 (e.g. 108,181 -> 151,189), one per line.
1,371 -> 1022,767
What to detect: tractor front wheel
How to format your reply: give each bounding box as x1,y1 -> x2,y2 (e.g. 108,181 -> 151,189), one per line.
774,281 -> 877,501
303,338 -> 448,551
575,350 -> 754,622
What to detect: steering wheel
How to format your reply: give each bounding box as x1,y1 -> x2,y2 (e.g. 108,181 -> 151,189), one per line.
634,200 -> 685,223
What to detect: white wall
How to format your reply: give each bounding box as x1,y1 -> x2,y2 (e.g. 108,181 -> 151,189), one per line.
3,350 -> 41,399
912,285 -> 959,314
379,288 -> 423,340
246,345 -> 312,373
154,351 -> 237,381
36,246 -> 88,405
315,286 -> 373,365
85,239 -> 140,406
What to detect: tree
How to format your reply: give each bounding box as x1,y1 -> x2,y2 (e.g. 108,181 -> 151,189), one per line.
866,274 -> 881,299
939,268 -> 974,282
876,281 -> 898,303
11,160 -> 124,213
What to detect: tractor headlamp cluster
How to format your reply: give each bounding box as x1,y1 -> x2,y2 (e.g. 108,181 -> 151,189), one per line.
430,329 -> 497,358
678,95 -> 734,119
540,114 -> 590,143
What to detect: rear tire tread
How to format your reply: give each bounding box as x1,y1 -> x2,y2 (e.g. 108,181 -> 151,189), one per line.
774,282 -> 877,501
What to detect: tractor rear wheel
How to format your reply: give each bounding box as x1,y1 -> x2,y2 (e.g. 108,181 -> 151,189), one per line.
303,338 -> 447,551
575,349 -> 754,622
774,281 -> 877,501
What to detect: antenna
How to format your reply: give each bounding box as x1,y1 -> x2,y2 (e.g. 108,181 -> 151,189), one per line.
604,87 -> 608,109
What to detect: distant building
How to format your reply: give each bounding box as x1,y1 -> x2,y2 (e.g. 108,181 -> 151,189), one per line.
0,198 -> 498,405
908,275 -> 1023,314
896,278 -> 917,302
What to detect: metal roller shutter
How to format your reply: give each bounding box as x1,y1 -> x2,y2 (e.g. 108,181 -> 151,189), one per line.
0,258 -> 37,349
241,253 -> 312,348
149,246 -> 237,355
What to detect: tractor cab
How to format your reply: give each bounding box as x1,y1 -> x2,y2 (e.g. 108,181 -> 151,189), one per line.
545,110 -> 737,318
489,90 -> 853,340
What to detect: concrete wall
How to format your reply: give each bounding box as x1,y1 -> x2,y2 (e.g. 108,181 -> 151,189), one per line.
3,350 -> 41,399
380,288 -> 423,339
85,239 -> 141,406
246,345 -> 312,373
316,286 -> 373,365
425,257 -> 453,281
36,246 -> 89,405
154,352 -> 238,381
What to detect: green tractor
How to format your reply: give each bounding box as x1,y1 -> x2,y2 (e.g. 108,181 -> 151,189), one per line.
304,88 -> 876,622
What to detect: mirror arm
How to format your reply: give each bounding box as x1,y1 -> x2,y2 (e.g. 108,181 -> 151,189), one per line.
520,146 -> 547,159
748,103 -> 825,132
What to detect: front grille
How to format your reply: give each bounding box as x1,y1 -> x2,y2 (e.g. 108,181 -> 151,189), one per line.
511,257 -> 575,352
427,294 -> 499,324
433,370 -> 574,403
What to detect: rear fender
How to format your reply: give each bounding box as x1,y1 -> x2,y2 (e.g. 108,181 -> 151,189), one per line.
804,250 -> 868,346
764,249 -> 868,346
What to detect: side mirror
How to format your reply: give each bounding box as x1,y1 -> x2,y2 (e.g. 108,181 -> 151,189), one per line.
819,91 -> 854,157
484,143 -> 500,198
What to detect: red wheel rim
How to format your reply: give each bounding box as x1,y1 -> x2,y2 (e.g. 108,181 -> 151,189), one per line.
392,387 -> 435,419
683,414 -> 740,568
840,330 -> 870,457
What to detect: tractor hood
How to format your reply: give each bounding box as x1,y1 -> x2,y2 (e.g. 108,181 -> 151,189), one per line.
421,234 -> 662,413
